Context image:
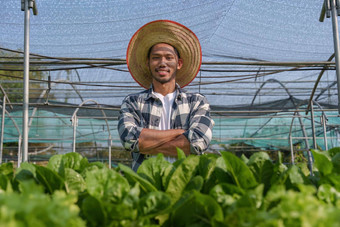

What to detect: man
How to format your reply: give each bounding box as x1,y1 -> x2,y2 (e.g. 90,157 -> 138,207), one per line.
118,20 -> 214,171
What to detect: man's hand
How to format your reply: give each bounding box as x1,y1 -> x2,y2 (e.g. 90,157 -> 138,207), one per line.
139,128 -> 190,156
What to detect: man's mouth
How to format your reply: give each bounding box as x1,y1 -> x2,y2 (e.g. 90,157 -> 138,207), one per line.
156,69 -> 170,75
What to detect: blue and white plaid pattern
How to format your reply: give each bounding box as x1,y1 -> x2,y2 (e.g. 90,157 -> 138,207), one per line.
118,84 -> 214,171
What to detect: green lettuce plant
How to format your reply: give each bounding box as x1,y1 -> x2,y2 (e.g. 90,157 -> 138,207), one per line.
0,147 -> 340,226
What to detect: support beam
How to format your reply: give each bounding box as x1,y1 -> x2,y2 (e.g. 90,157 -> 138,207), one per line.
321,0 -> 340,113
22,0 -> 31,163
21,0 -> 37,164
330,0 -> 340,113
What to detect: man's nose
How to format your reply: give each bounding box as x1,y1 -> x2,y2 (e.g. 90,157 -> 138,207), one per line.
159,58 -> 167,66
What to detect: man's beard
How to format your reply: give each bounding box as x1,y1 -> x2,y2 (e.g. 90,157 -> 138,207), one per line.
153,74 -> 176,84
152,69 -> 177,84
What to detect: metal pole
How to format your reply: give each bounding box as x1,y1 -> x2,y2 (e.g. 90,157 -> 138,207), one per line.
321,115 -> 329,150
310,103 -> 318,150
0,96 -> 6,164
22,0 -> 30,163
307,102 -> 315,176
108,138 -> 112,169
330,0 -> 340,113
289,135 -> 295,165
17,135 -> 22,168
72,115 -> 77,152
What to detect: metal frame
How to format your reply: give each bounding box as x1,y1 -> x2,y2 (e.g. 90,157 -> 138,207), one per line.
0,84 -> 13,164
21,0 -> 38,165
71,99 -> 113,168
288,100 -> 329,175
0,0 -> 337,167
320,0 -> 340,113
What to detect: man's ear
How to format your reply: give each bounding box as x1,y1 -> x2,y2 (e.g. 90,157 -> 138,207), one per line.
177,58 -> 183,70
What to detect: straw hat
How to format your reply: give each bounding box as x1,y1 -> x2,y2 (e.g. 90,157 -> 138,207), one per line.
126,20 -> 202,88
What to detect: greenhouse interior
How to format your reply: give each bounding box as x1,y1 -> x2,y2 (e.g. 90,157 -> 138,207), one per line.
1,0 -> 340,168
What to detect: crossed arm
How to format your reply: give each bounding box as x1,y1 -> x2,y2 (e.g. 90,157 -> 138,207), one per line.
118,93 -> 213,157
138,128 -> 190,156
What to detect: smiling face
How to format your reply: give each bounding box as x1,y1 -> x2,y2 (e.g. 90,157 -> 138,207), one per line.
148,43 -> 183,88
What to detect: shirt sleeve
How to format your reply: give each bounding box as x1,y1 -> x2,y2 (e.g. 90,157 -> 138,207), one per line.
183,94 -> 214,155
117,95 -> 144,152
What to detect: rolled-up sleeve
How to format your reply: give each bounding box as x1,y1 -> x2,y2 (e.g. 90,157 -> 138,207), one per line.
183,95 -> 214,154
118,96 -> 143,152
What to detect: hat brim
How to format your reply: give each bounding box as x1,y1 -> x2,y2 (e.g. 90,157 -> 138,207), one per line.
126,20 -> 202,88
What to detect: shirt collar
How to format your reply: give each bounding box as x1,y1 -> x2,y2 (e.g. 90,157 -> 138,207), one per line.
145,83 -> 185,101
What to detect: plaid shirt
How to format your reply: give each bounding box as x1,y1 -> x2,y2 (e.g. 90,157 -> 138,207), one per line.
118,84 -> 214,171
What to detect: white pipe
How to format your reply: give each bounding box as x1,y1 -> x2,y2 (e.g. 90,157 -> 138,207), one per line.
0,96 -> 6,164
330,0 -> 340,113
22,0 -> 30,164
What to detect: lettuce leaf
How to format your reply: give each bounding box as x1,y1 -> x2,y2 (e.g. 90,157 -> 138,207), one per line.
165,155 -> 200,203
85,167 -> 130,203
220,151 -> 257,189
167,191 -> 224,227
136,153 -> 174,191
118,163 -> 157,194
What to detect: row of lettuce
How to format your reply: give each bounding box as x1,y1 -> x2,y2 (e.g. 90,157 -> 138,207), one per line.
0,147 -> 340,226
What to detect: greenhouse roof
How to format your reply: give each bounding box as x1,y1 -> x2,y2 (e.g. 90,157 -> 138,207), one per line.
0,0 -> 339,109
0,0 -> 334,61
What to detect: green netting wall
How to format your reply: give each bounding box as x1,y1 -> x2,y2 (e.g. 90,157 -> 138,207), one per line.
2,108 -> 339,152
